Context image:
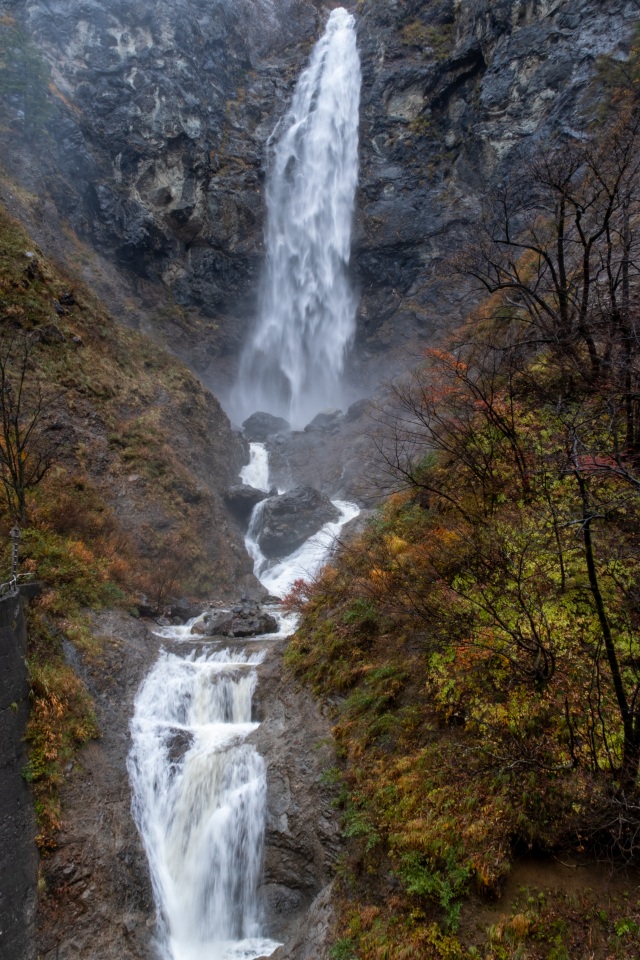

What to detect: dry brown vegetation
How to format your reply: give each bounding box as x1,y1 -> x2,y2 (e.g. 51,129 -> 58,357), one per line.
285,55 -> 640,960
0,203 -> 238,847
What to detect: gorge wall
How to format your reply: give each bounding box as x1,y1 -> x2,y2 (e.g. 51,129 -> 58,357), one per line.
1,0 -> 637,406
1,3 -> 639,958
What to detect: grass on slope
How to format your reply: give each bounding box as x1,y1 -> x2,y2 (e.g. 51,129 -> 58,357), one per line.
0,204 -> 234,848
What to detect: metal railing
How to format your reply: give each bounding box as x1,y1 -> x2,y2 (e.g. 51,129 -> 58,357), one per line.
0,572 -> 36,599
0,576 -> 18,599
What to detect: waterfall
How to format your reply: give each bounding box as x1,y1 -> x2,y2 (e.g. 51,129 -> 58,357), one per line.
243,443 -> 360,597
128,442 -> 360,958
239,443 -> 270,492
129,13 -> 363,936
128,650 -> 280,960
232,7 -> 361,429
246,495 -> 360,598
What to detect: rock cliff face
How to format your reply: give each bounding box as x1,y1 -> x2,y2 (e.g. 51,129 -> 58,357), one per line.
250,635 -> 340,949
350,0 -> 639,385
1,0 -> 323,383
1,0 -> 637,400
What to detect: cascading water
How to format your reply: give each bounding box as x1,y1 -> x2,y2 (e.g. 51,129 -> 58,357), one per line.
128,649 -> 280,960
232,7 -> 361,429
129,442 -> 359,960
239,443 -> 270,492
243,444 -> 360,598
129,14 -> 362,956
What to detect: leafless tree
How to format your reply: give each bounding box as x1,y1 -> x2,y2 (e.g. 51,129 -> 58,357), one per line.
461,108 -> 640,454
369,107 -> 640,791
0,333 -> 64,522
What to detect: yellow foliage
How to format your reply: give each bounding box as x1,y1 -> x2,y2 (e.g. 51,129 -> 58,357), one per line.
508,913 -> 532,939
386,534 -> 409,556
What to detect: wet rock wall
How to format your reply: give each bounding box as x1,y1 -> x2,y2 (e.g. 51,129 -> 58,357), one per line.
1,1 -> 637,401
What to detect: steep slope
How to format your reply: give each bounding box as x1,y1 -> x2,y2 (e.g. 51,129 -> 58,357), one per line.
0,202 -> 254,600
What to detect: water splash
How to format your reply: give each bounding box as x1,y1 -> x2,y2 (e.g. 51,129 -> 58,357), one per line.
242,443 -> 360,597
239,443 -> 270,492
233,7 -> 361,429
128,649 -> 280,960
247,498 -> 360,598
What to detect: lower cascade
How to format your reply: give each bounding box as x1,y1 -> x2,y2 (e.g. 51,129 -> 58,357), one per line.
128,441 -> 359,959
127,649 -> 279,960
245,491 -> 359,598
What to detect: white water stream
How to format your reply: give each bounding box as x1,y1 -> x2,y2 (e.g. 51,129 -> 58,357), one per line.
232,7 -> 361,429
129,9 -> 361,956
245,489 -> 359,599
239,443 -> 270,493
128,443 -> 359,960
128,650 -> 279,960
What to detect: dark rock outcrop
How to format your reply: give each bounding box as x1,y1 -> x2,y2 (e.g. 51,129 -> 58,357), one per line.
303,409 -> 344,433
231,611 -> 278,637
0,587 -> 38,960
260,411 -> 379,503
255,487 -> 340,559
242,411 -> 292,442
225,483 -> 268,523
344,398 -> 371,422
191,611 -> 235,636
190,604 -> 279,637
168,597 -> 203,622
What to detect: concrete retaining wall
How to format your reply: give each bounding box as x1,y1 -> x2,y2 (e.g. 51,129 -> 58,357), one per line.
0,587 -> 37,960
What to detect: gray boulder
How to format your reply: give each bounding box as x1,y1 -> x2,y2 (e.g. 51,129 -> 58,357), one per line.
190,612 -> 235,636
232,612 -> 279,637
345,398 -> 371,422
169,597 -> 203,621
190,608 -> 279,637
303,409 -> 343,432
242,411 -> 291,441
256,487 -> 340,559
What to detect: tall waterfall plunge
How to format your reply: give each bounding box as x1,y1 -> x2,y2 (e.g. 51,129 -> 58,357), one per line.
127,15 -> 362,958
232,7 -> 361,429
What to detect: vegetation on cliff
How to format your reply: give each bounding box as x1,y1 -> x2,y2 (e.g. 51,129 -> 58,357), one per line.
0,204 -> 240,848
286,82 -> 640,959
